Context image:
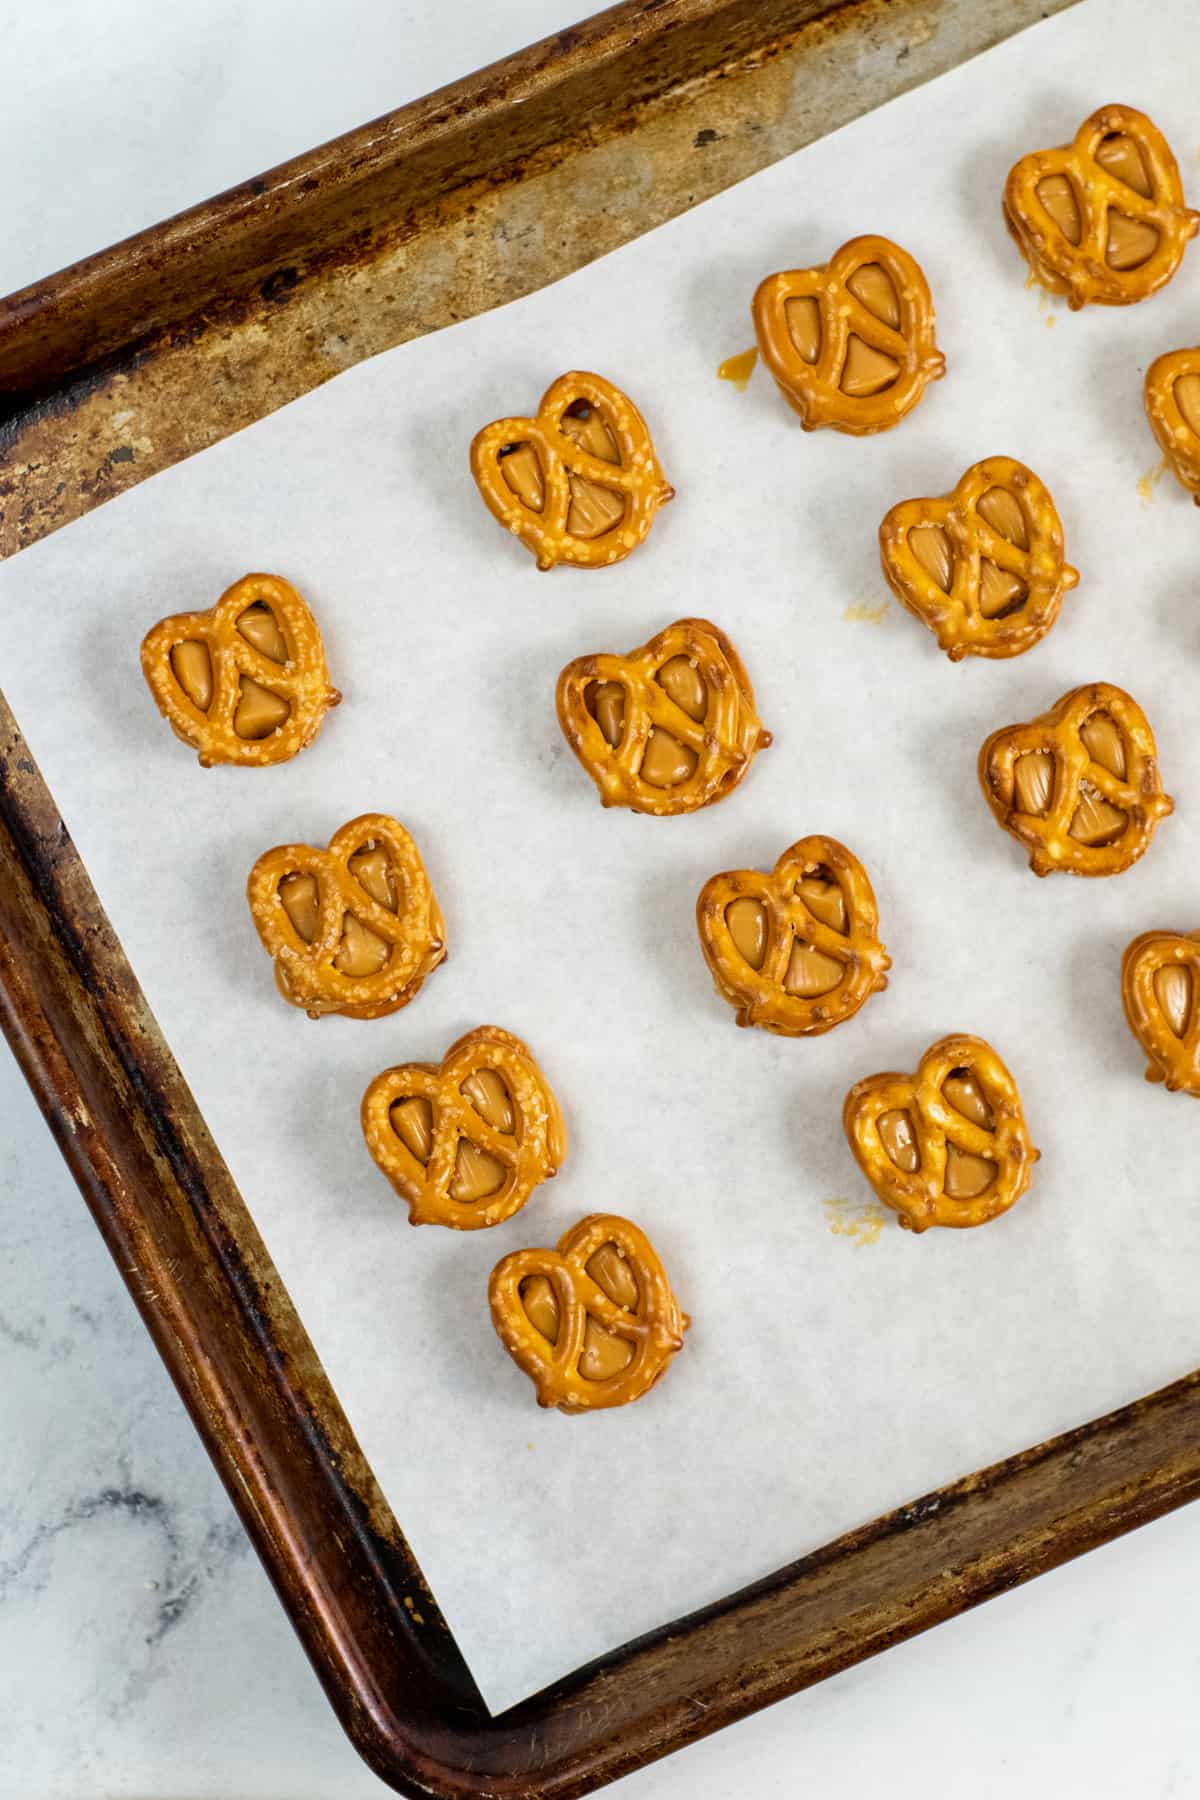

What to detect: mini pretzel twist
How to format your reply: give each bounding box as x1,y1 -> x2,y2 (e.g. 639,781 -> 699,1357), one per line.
978,683 -> 1173,878
696,835 -> 889,1036
1144,347 -> 1200,502
246,812 -> 446,1019
361,1026 -> 567,1229
470,371 -> 673,570
844,1034 -> 1039,1233
1003,104 -> 1199,307
556,617 -> 771,817
879,456 -> 1079,661
140,572 -> 340,767
752,234 -> 945,434
489,1214 -> 688,1413
1121,931 -> 1200,1097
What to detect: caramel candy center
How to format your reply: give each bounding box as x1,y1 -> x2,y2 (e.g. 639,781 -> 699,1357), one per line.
942,1069 -> 995,1129
1014,750 -> 1054,816
519,1244 -> 638,1379
976,486 -> 1029,549
347,844 -> 398,912
1037,174 -> 1082,244
390,1095 -> 434,1163
237,602 -> 289,663
235,675 -> 291,740
877,1108 -> 919,1173
783,939 -> 843,999
1069,784 -> 1127,847
461,1068 -> 515,1133
784,295 -> 822,363
499,443 -> 545,513
588,680 -> 627,749
449,1139 -> 507,1203
279,872 -> 319,941
944,1143 -> 998,1200
641,729 -> 698,789
846,262 -> 900,328
334,913 -> 391,978
1174,373 -> 1200,437
908,524 -> 954,593
978,560 -> 1028,620
1106,213 -> 1160,271
1154,963 -> 1193,1038
656,655 -> 707,721
797,874 -> 847,933
1080,711 -> 1127,779
1095,132 -> 1152,197
726,896 -> 768,970
561,400 -> 625,540
170,640 -> 214,711
840,335 -> 900,398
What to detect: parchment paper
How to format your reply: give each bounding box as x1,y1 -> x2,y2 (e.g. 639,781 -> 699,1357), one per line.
4,0 -> 1200,1710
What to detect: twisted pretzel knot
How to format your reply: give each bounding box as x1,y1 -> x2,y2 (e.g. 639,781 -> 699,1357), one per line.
360,1026 -> 567,1229
140,572 -> 340,767
879,456 -> 1079,661
978,683 -> 1173,878
1145,347 -> 1200,502
1121,931 -> 1200,1097
556,617 -> 771,817
844,1034 -> 1039,1233
470,371 -> 673,571
246,812 -> 445,1019
489,1214 -> 688,1413
1004,104 -> 1199,308
752,234 -> 945,434
696,835 -> 889,1036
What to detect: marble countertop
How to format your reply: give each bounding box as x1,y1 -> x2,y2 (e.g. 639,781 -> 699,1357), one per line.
4,3 -> 1200,1794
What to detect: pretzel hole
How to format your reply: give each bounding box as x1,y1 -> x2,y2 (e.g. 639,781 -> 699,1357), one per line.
347,843 -> 398,912
1106,212 -> 1160,271
979,559 -> 1028,620
656,655 -> 707,722
585,680 -> 627,750
641,729 -> 698,790
498,443 -> 545,513
234,675 -> 291,740
908,524 -> 953,594
278,873 -> 319,942
877,1108 -> 919,1174
725,897 -> 767,970
1069,783 -> 1128,848
169,640 -> 213,712
1013,750 -> 1054,816
334,914 -> 392,978
1036,174 -> 1082,244
449,1139 -> 507,1203
943,1143 -> 998,1201
1154,964 -> 1193,1039
461,1069 -> 515,1134
942,1069 -> 995,1130
797,871 -> 848,934
390,1096 -> 434,1163
1173,373 -> 1200,437
1079,712 -> 1127,779
784,296 -> 821,363
236,602 -> 288,663
846,263 -> 900,329
840,336 -> 900,398
783,940 -> 843,998
1095,132 -> 1152,198
976,486 -> 1029,549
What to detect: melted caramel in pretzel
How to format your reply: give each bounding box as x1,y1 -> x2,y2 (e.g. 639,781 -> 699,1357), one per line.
1014,751 -> 1054,816
1154,964 -> 1192,1038
657,656 -> 707,720
462,1069 -> 514,1133
942,1070 -> 994,1129
499,444 -> 545,512
1107,214 -> 1160,271
391,1096 -> 434,1163
798,875 -> 847,932
235,676 -> 291,740
944,1144 -> 997,1199
519,1243 -> 639,1379
785,296 -> 821,362
588,681 -> 627,749
279,872 -> 320,941
846,263 -> 900,328
560,400 -> 625,540
238,602 -> 289,662
348,845 -> 398,912
784,941 -> 842,998
1069,786 -> 1128,847
841,337 -> 900,398
1174,373 -> 1200,436
908,524 -> 953,592
877,1108 -> 918,1173
335,915 -> 390,978
976,487 -> 1028,548
1080,712 -> 1127,779
1096,133 -> 1152,196
726,897 -> 767,969
449,1141 -> 507,1203
170,641 -> 213,711
1037,174 -> 1082,243
642,731 -> 698,789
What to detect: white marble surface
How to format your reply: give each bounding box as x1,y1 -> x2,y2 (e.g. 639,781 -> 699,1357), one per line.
4,2 -> 1200,1794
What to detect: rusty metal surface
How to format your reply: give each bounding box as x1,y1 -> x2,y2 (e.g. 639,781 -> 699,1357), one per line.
0,0 -> 1077,559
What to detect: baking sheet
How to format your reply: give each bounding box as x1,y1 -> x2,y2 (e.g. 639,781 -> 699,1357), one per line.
4,0 -> 1200,1712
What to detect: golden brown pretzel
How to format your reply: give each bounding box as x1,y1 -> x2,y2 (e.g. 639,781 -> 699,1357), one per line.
469,371 -> 673,570
879,456 -> 1079,661
1003,104 -> 1199,307
843,1033 -> 1039,1232
752,234 -> 945,434
1121,930 -> 1200,1098
695,835 -> 889,1035
1145,347 -> 1200,502
246,813 -> 445,1019
489,1214 -> 688,1412
556,617 -> 770,817
978,683 -> 1172,878
361,1026 -> 567,1229
141,572 -> 340,767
